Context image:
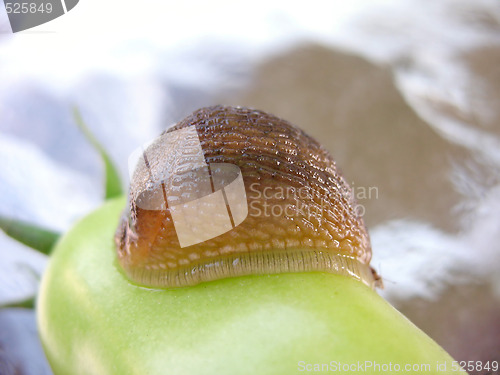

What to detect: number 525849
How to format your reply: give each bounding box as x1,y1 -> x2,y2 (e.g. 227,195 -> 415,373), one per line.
452,360 -> 498,372
5,2 -> 53,14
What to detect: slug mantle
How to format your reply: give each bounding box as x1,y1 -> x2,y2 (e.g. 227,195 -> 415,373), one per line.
116,106 -> 379,288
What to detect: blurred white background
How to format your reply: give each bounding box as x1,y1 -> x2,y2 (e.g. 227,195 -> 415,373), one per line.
0,1 -> 499,374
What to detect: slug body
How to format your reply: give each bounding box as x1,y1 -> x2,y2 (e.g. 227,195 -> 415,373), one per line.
38,106 -> 464,375
116,106 -> 377,288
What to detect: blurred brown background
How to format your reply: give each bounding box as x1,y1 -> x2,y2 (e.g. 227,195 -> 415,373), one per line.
217,43 -> 500,373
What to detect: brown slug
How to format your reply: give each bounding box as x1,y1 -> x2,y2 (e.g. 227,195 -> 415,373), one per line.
115,105 -> 379,288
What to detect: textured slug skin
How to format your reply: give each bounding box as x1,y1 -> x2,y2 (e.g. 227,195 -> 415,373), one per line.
116,105 -> 378,288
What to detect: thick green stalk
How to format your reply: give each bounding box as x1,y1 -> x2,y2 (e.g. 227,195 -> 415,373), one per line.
37,197 -> 465,375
